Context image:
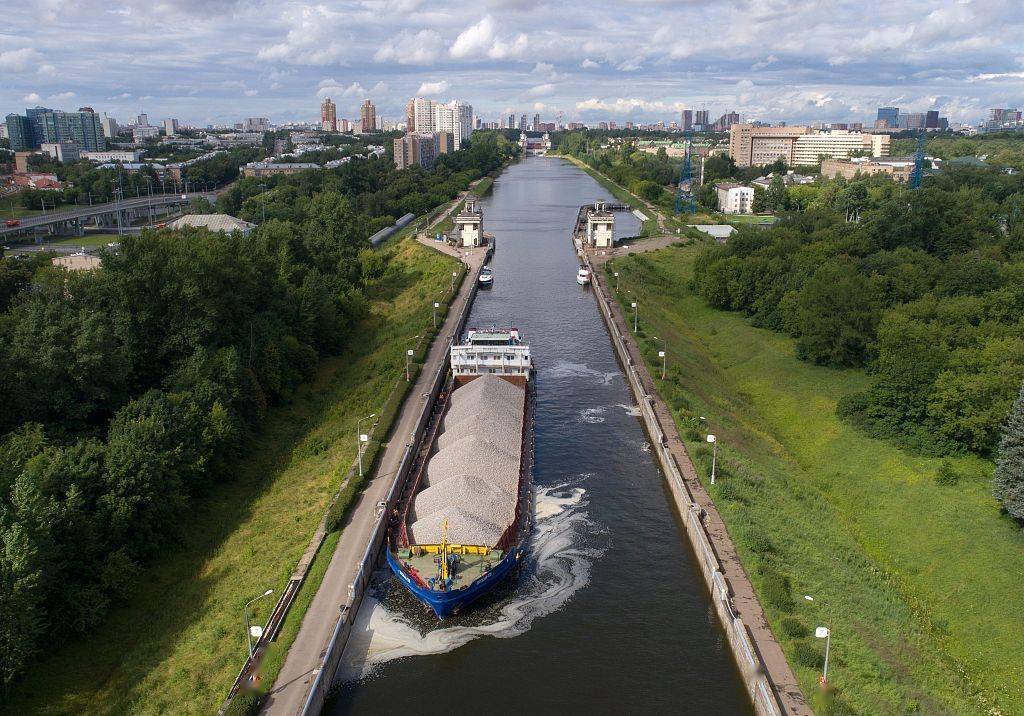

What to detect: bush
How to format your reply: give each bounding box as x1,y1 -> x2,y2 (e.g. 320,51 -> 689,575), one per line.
791,638 -> 825,669
746,529 -> 777,557
935,460 -> 961,486
758,563 -> 795,613
780,616 -> 810,639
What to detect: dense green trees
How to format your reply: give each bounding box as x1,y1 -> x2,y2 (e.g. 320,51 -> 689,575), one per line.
0,130 -> 517,692
693,163 -> 1024,464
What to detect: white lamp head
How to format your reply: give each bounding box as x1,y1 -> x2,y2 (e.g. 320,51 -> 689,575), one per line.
706,434 -> 716,443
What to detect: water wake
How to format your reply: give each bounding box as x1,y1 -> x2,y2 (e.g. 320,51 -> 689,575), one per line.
542,360 -> 620,386
578,406 -> 607,423
338,484 -> 601,682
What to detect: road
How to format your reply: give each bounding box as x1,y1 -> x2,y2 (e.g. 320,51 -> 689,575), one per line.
0,192 -> 216,238
262,237 -> 489,715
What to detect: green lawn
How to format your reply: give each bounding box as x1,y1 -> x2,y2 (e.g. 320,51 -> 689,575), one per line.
44,234 -> 121,248
724,213 -> 777,225
6,237 -> 460,714
609,245 -> 1024,715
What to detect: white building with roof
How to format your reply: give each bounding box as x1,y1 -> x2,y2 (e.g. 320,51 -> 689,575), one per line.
168,214 -> 256,236
715,183 -> 754,214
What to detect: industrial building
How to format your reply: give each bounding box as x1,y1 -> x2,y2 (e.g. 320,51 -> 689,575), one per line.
586,202 -> 615,247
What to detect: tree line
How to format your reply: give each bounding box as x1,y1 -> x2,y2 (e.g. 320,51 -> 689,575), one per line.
691,164 -> 1024,520
0,131 -> 517,694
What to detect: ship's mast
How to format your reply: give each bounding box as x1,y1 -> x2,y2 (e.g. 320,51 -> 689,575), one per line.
439,518 -> 450,586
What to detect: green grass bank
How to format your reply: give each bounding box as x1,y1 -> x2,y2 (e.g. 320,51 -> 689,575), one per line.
6,237 -> 460,714
608,244 -> 1024,715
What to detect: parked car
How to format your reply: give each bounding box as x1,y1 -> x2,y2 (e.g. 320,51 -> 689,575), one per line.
4,219 -> 20,227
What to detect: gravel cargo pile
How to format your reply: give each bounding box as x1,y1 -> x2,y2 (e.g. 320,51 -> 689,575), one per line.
411,507 -> 505,545
411,375 -> 526,545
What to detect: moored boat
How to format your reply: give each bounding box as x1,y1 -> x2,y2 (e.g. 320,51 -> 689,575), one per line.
387,327 -> 534,618
577,265 -> 591,285
478,265 -> 494,287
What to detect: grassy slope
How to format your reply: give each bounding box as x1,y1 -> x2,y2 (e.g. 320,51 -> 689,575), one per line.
7,237 -> 458,714
609,245 -> 1024,715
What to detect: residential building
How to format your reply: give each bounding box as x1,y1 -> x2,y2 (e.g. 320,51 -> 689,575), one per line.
715,182 -> 754,213
359,100 -> 376,133
681,109 -> 693,132
40,142 -> 80,163
406,99 -> 415,132
101,115 -> 119,138
791,130 -> 890,165
240,161 -> 319,177
243,117 -> 270,132
206,132 -> 264,147
413,97 -> 436,133
434,100 -> 473,148
436,131 -> 454,155
728,124 -> 812,167
694,109 -> 709,129
394,132 -> 442,170
925,110 -> 939,129
339,118 -> 352,133
321,97 -> 337,132
506,113 -> 515,129
12,107 -> 107,151
82,150 -> 144,162
163,118 -> 178,136
137,112 -> 149,127
14,152 -> 32,173
711,111 -> 740,132
820,157 -> 914,183
532,113 -> 540,131
519,114 -> 527,130
751,171 -> 816,190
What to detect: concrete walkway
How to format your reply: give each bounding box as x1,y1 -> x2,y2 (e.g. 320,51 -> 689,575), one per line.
262,235 -> 488,715
590,249 -> 811,716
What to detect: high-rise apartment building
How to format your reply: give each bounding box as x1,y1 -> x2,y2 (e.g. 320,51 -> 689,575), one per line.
321,97 -> 337,132
925,110 -> 939,129
244,117 -> 270,132
532,113 -> 540,131
694,109 -> 709,129
394,132 -> 440,170
360,100 -> 377,133
711,111 -> 740,132
18,106 -> 106,151
406,99 -> 415,132
413,98 -> 436,133
163,118 -> 178,136
5,113 -> 36,151
101,115 -> 119,139
518,114 -> 527,130
728,123 -> 812,166
681,109 -> 693,132
137,112 -> 149,127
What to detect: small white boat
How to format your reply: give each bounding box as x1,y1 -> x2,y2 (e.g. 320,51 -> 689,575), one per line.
478,265 -> 494,287
576,266 -> 591,285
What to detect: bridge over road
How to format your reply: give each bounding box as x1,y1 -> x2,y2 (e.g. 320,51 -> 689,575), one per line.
1,192 -> 217,240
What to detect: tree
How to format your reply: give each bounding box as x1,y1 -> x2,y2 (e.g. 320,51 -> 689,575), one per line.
790,262 -> 879,367
994,381 -> 1024,521
765,175 -> 788,212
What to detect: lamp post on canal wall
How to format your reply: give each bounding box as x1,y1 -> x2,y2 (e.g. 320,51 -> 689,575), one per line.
706,433 -> 717,484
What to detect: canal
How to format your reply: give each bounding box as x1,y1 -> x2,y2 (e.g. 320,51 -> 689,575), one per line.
332,157 -> 752,713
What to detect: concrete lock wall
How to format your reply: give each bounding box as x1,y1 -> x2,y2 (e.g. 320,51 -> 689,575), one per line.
299,246 -> 490,715
586,256 -> 783,716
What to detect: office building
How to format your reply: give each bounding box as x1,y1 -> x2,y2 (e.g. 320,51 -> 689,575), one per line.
37,107 -> 106,151
321,97 -> 337,132
902,112 -> 926,130
925,110 -> 939,129
681,109 -> 693,132
359,100 -> 376,133
791,130 -> 890,165
163,118 -> 178,136
5,113 -> 36,150
876,106 -> 899,128
133,124 -> 160,142
728,124 -> 812,167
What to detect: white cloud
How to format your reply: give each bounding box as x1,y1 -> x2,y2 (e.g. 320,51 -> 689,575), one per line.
375,29 -> 442,64
416,80 -> 450,95
581,58 -> 600,69
450,16 -> 528,60
970,71 -> 1024,81
22,92 -> 42,103
533,62 -> 553,74
616,58 -> 642,72
49,91 -> 76,101
244,89 -> 258,96
526,83 -> 555,97
576,97 -> 684,113
751,55 -> 778,71
0,48 -> 41,71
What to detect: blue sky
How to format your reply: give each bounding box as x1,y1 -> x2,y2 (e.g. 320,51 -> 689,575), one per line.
3,0 -> 1023,127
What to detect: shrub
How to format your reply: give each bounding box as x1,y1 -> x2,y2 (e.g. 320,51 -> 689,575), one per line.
934,460 -> 961,486
746,529 -> 777,557
779,616 -> 810,639
758,563 -> 795,613
791,637 -> 825,669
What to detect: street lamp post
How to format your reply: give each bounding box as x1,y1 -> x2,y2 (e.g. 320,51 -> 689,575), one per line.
614,271 -> 620,291
631,301 -> 638,333
451,270 -> 457,295
357,413 -> 377,477
706,433 -> 717,483
244,589 -> 274,659
433,302 -> 440,328
805,595 -> 832,687
651,335 -> 666,379
406,348 -> 414,381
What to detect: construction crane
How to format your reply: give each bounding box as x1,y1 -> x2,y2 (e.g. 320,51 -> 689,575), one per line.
675,130 -> 696,214
910,130 -> 926,190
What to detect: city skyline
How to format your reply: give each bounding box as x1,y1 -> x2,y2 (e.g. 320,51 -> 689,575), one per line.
4,0 -> 1023,126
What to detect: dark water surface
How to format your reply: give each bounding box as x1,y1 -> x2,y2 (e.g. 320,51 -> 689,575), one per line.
332,157 -> 751,714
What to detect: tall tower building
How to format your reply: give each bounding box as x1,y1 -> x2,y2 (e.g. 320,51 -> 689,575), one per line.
414,98 -> 436,134
406,99 -> 415,132
321,97 -> 337,132
433,100 -> 473,149
681,109 -> 693,132
360,99 -> 377,133
532,113 -> 540,131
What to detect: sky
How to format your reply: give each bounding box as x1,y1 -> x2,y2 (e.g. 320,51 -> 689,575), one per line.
3,0 -> 1023,127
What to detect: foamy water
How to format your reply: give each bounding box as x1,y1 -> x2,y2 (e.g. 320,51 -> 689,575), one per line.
337,484 -> 601,682
543,360 -> 620,386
